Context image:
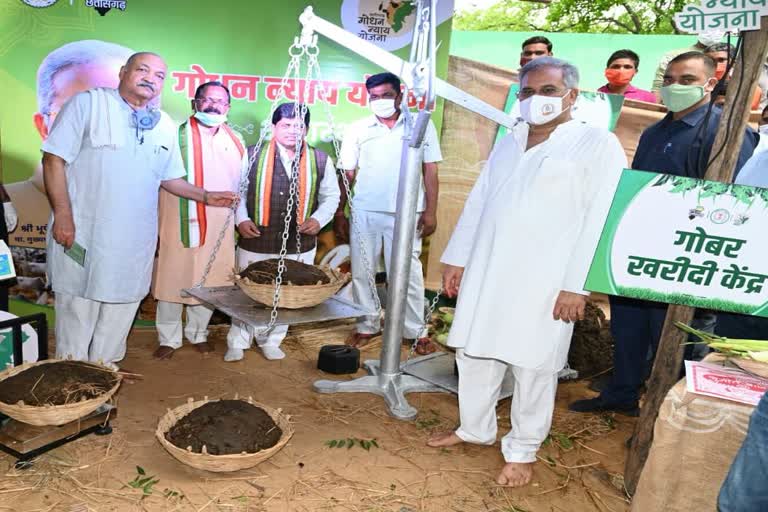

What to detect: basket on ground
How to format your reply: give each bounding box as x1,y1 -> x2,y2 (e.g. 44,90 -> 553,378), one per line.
0,359 -> 121,426
156,396 -> 293,472
234,265 -> 351,309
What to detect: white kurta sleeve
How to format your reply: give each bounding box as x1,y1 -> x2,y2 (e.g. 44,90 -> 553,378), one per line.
310,156 -> 341,228
41,92 -> 89,163
562,132 -> 628,294
338,123 -> 360,170
158,118 -> 187,182
423,120 -> 443,163
440,146 -> 498,268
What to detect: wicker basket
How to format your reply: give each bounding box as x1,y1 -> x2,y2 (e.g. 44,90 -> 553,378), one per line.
156,396 -> 293,473
234,265 -> 351,309
0,359 -> 121,426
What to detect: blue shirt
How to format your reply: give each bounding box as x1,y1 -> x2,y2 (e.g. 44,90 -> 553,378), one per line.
632,103 -> 758,179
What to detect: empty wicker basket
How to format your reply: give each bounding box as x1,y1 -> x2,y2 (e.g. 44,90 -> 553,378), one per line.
156,396 -> 293,472
234,265 -> 351,309
0,359 -> 121,426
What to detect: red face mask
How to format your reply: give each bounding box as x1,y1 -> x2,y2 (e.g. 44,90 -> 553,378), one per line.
715,62 -> 727,80
605,68 -> 635,87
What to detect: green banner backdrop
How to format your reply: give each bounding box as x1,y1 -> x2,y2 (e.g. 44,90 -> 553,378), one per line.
0,0 -> 453,319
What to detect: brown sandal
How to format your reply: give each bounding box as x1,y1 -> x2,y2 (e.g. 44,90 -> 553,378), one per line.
345,332 -> 382,348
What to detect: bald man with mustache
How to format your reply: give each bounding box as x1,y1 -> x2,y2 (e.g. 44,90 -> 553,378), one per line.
42,52 -> 237,368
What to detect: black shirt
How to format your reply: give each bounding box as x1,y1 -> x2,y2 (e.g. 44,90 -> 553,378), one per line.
631,103 -> 759,179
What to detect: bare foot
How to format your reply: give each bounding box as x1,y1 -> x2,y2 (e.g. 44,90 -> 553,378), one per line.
496,462 -> 534,488
153,345 -> 175,360
427,431 -> 464,448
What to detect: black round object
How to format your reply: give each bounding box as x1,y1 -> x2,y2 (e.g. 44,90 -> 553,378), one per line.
317,345 -> 360,375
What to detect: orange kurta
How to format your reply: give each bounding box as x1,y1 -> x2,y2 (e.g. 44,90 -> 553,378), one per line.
152,126 -> 242,304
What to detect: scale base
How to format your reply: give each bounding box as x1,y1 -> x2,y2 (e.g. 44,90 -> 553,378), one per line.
0,404 -> 116,469
314,359 -> 448,420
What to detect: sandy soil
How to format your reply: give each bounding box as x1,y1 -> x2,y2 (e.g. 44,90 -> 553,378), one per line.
0,324 -> 633,512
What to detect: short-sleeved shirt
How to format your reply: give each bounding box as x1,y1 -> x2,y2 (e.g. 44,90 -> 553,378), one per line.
632,103 -> 759,179
42,88 -> 186,303
597,84 -> 657,103
338,114 -> 442,213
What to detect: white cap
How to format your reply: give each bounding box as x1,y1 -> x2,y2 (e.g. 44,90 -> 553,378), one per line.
698,29 -> 725,48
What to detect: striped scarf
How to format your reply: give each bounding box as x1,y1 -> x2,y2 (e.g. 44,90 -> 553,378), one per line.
178,116 -> 245,248
253,139 -> 317,226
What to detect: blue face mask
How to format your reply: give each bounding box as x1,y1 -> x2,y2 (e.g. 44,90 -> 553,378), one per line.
194,111 -> 227,127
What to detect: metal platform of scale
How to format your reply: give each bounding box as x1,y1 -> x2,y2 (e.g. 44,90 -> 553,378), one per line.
183,286 -> 373,330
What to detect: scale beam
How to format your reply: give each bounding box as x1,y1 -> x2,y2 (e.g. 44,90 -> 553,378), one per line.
299,6 -> 519,128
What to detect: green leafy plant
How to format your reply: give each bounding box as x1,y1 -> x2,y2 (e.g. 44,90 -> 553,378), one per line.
325,438 -> 379,451
125,466 -> 184,501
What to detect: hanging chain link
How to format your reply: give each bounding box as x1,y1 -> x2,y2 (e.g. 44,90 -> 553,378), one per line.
307,51 -> 382,314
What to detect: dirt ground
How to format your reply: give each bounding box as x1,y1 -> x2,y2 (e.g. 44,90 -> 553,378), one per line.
0,322 -> 633,512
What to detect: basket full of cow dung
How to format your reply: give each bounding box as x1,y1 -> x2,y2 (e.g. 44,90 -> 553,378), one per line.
0,359 -> 121,426
233,258 -> 351,309
156,396 -> 293,472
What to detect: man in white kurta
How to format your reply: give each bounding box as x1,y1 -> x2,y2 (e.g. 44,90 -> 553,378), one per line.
428,57 -> 627,487
152,82 -> 245,359
336,72 -> 442,354
42,52 -> 236,368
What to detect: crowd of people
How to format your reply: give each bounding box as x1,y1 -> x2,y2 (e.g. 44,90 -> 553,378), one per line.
29,28 -> 768,494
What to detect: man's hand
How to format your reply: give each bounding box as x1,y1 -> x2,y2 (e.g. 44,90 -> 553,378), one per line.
418,211 -> 437,237
204,191 -> 238,208
552,291 -> 587,323
333,214 -> 350,244
52,212 -> 76,249
442,264 -> 465,298
298,218 -> 321,236
237,220 -> 261,238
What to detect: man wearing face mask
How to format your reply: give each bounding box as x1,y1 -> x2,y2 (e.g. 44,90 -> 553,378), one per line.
427,57 -> 626,488
151,81 -> 247,360
335,72 -> 442,355
597,50 -> 656,103
225,102 -> 340,362
651,30 -> 724,99
570,51 -> 759,416
704,43 -> 763,111
42,53 -> 237,369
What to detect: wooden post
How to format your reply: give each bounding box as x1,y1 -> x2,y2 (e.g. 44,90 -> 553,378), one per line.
624,17 -> 768,496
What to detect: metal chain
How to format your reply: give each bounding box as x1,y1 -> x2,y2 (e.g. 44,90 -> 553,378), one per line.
402,286 -> 443,368
193,41 -> 311,337
307,51 -> 382,314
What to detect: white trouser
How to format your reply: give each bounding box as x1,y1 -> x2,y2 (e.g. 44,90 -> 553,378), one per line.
350,210 -> 426,339
156,301 -> 214,349
226,247 -> 316,350
54,292 -> 140,368
455,349 -> 559,463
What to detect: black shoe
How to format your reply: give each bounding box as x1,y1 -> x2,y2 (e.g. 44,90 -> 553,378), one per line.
588,374 -> 612,393
568,396 -> 640,417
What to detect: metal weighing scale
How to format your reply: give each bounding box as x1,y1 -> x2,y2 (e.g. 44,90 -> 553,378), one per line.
0,313 -> 116,469
183,285 -> 373,329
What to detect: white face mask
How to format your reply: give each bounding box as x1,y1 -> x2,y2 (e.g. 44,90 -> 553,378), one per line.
759,124 -> 768,135
370,98 -> 397,119
194,111 -> 227,127
519,90 -> 572,126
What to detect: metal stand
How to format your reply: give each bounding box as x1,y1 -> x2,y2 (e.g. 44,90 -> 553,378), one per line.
314,113 -> 442,420
315,358 -> 448,420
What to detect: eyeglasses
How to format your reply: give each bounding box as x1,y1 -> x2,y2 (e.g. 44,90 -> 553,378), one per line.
194,98 -> 230,106
517,87 -> 568,100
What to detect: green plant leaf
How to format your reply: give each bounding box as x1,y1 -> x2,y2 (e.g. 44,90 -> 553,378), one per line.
136,466 -> 146,476
336,439 -> 346,448
347,438 -> 354,449
371,439 -> 379,448
328,440 -> 337,448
